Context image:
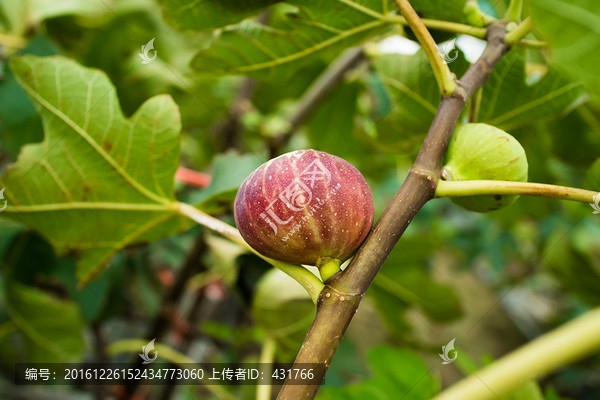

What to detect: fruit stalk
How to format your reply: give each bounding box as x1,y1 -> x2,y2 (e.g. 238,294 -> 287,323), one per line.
318,258 -> 342,282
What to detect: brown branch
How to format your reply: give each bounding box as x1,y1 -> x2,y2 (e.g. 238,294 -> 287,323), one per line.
276,22 -> 510,400
268,47 -> 366,157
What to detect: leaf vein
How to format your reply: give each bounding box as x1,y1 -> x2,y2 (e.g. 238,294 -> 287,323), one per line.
13,69 -> 168,205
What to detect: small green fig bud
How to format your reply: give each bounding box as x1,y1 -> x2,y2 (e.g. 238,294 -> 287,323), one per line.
234,149 -> 374,266
442,123 -> 528,212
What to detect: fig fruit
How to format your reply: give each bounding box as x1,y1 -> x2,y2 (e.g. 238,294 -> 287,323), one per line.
234,149 -> 374,266
443,123 -> 528,212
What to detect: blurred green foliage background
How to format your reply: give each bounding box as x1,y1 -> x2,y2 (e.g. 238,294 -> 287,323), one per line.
0,0 -> 599,399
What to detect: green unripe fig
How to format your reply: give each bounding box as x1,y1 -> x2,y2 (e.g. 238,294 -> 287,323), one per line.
442,123 -> 528,213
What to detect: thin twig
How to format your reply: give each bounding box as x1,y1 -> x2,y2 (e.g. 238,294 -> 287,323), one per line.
159,266 -> 214,400
384,14 -> 487,38
268,47 -> 366,156
213,77 -> 256,151
516,38 -> 548,49
92,323 -> 108,400
256,336 -> 277,400
384,15 -> 543,48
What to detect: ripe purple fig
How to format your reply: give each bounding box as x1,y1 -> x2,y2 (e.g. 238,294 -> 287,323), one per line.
234,150 -> 374,266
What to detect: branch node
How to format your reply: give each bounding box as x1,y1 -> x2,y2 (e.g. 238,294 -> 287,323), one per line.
322,284 -> 362,299
409,166 -> 441,180
451,84 -> 469,103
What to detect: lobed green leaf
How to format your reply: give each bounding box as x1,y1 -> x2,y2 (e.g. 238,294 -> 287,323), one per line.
0,55 -> 189,284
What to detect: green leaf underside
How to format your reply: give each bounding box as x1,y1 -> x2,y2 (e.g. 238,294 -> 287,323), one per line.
191,0 -> 394,80
3,281 -> 86,363
0,56 -> 188,284
529,0 -> 600,102
372,49 -> 583,147
410,0 -> 466,23
161,0 -> 281,31
369,49 -> 469,148
479,51 -> 585,131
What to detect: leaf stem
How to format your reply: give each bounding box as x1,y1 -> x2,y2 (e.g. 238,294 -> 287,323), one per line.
384,14 -> 487,38
176,202 -> 324,304
384,15 -> 545,48
504,0 -> 523,22
505,16 -> 534,46
392,0 -> 457,96
433,307 -> 600,400
435,180 -> 597,204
